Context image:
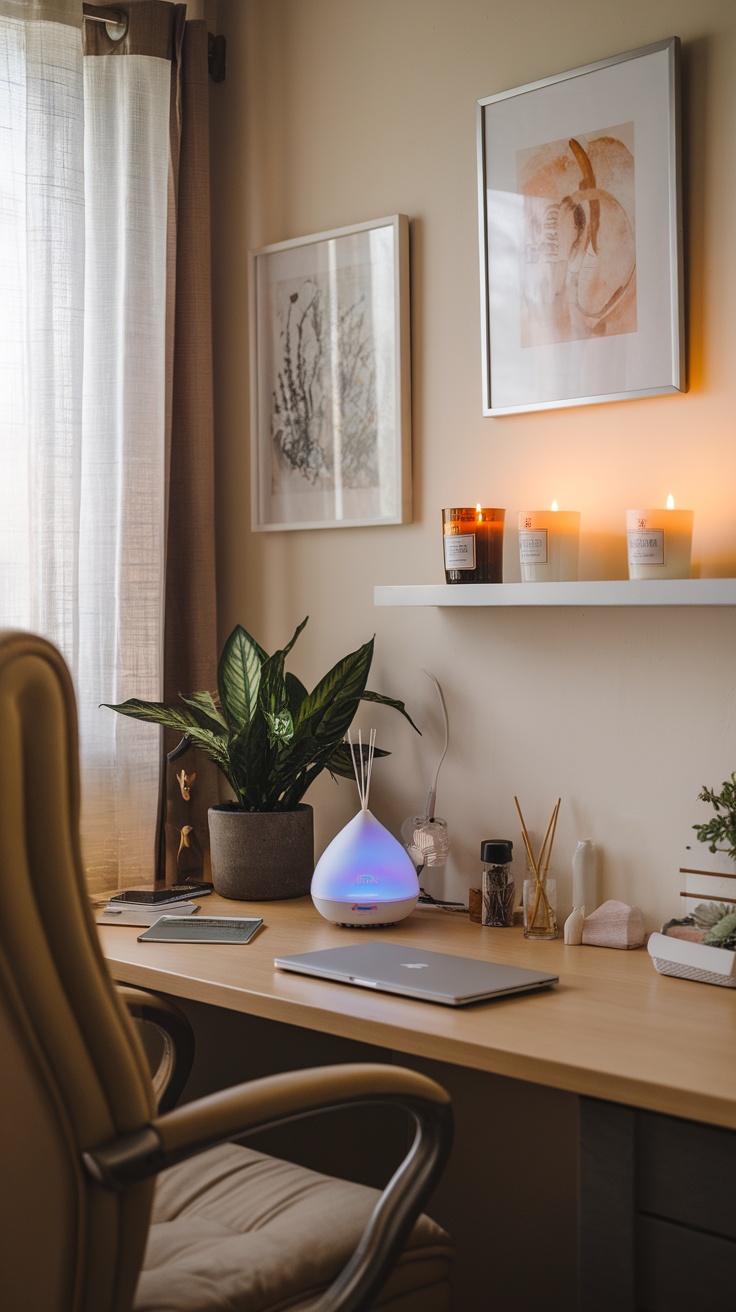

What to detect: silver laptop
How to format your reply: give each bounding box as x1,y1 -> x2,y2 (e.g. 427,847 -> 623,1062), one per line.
274,941 -> 558,1007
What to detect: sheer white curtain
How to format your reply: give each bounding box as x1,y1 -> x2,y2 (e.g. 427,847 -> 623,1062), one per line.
0,0 -> 171,893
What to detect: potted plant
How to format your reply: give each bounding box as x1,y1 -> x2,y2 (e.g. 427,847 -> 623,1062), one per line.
105,617 -> 418,899
687,774 -> 736,956
649,777 -> 736,988
692,773 -> 736,864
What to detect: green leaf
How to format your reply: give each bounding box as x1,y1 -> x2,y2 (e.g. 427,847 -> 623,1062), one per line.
704,911 -> 736,946
325,740 -> 390,780
691,901 -> 733,930
271,733 -> 335,802
271,641 -> 375,807
179,691 -> 228,736
278,762 -> 323,810
217,626 -> 264,732
285,671 -> 308,718
182,730 -> 234,781
102,699 -> 200,736
693,772 -> 736,862
264,707 -> 294,747
258,618 -> 309,740
103,698 -> 233,779
227,716 -> 274,809
294,638 -> 374,744
281,615 -> 309,660
361,689 -> 421,735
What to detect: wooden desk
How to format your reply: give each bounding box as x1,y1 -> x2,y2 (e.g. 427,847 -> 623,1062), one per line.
99,892 -> 736,1129
100,896 -> 736,1312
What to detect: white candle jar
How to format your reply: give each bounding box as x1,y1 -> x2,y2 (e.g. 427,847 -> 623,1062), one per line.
626,508 -> 693,580
518,510 -> 580,582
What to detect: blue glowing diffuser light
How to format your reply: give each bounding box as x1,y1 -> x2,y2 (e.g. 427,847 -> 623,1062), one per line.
311,729 -> 420,927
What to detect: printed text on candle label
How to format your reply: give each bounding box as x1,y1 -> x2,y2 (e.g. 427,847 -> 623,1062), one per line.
519,529 -> 548,564
627,530 -> 665,566
444,534 -> 476,570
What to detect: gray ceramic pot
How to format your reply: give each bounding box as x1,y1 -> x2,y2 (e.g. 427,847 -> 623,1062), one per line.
208,803 -> 314,900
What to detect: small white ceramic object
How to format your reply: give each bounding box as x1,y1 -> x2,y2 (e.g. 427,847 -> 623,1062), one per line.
563,906 -> 586,945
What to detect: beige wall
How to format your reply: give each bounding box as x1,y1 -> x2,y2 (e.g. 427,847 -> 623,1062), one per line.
210,0 -> 736,927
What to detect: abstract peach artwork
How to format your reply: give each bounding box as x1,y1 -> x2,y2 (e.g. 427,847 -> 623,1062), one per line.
517,122 -> 636,347
478,40 -> 683,413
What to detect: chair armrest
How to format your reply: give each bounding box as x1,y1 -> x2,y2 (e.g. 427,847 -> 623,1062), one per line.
115,985 -> 195,1112
85,1061 -> 450,1181
84,1062 -> 453,1312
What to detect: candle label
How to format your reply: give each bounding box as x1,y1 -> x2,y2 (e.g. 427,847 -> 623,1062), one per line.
627,530 -> 665,566
518,529 -> 548,564
444,533 -> 476,570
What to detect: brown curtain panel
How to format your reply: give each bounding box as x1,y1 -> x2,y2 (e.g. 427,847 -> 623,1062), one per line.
158,16 -> 220,885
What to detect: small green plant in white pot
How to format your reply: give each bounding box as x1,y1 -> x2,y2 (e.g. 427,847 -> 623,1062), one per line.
649,778 -> 736,988
690,773 -> 736,952
105,617 -> 418,899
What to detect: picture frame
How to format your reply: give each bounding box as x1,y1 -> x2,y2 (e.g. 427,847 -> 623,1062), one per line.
249,214 -> 411,530
477,37 -> 685,416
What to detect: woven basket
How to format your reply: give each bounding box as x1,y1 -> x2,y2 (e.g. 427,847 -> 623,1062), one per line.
650,955 -> 736,988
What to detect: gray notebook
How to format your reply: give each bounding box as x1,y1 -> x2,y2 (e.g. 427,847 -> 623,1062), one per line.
137,915 -> 263,944
274,941 -> 558,1006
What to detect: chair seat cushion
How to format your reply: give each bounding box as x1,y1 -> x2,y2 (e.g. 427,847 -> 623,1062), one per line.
134,1141 -> 454,1312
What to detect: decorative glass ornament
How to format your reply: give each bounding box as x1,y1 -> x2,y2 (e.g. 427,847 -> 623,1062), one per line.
401,671 -> 451,875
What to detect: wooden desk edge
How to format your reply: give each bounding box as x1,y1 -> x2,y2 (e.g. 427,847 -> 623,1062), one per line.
108,955 -> 736,1132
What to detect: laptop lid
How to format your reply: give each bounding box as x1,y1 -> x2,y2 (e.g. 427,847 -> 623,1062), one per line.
274,941 -> 558,1006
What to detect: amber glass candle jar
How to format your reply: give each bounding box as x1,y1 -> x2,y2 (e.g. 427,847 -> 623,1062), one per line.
442,506 -> 504,583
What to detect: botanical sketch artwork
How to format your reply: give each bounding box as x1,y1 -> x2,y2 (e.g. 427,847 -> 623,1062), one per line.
517,122 -> 636,347
269,269 -> 379,502
251,215 -> 409,529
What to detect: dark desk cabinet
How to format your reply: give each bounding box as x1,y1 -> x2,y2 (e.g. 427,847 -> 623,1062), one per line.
579,1099 -> 736,1311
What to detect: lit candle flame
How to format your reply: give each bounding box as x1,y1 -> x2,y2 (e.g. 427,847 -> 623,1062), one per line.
550,499 -> 559,512
476,502 -> 482,521
666,493 -> 675,510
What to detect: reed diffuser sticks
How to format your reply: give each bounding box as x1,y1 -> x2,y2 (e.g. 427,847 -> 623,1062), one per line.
515,796 -> 561,937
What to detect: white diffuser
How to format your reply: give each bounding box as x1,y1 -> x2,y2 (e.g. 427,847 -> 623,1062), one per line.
311,730 -> 420,927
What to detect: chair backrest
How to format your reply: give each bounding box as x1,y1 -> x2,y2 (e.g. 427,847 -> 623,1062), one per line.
0,631 -> 156,1312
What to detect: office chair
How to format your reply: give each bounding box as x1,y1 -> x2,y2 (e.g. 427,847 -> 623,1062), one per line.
0,630 -> 455,1312
115,983 -> 197,1114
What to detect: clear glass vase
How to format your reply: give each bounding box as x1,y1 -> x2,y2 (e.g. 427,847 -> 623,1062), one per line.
523,877 -> 558,940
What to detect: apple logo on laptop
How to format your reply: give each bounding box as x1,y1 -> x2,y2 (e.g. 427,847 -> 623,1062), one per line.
401,962 -> 429,969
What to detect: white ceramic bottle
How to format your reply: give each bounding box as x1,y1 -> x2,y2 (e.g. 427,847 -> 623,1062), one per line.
571,839 -> 598,916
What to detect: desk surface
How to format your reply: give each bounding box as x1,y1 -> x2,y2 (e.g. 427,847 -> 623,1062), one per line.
99,894 -> 736,1130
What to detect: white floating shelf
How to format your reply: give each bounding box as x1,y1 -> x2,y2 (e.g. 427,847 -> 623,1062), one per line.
374,579 -> 736,608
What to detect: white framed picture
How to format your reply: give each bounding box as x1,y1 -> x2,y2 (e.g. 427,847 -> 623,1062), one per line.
477,38 -> 685,415
249,214 -> 412,530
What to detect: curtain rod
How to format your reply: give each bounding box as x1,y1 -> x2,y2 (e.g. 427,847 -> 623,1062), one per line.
81,5 -> 226,81
82,5 -> 129,39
